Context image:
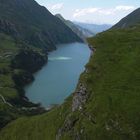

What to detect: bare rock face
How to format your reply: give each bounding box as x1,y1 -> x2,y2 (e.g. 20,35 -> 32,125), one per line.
56,83 -> 89,140
56,114 -> 79,140
72,83 -> 88,112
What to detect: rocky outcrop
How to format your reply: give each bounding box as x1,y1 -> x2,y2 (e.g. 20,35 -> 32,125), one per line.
72,83 -> 88,112
56,114 -> 79,140
56,79 -> 93,139
56,83 -> 89,139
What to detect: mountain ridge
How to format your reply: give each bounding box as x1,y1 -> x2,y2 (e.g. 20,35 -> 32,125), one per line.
55,14 -> 94,41
112,8 -> 140,29
0,0 -> 82,51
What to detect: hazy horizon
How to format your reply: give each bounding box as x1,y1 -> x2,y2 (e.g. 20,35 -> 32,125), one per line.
35,0 -> 140,25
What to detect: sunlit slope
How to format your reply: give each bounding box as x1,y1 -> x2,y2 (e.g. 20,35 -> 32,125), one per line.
0,23 -> 140,140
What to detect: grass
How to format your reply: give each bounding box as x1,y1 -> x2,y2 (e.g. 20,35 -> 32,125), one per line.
0,33 -> 19,100
0,25 -> 140,140
0,33 -> 48,128
0,96 -> 73,140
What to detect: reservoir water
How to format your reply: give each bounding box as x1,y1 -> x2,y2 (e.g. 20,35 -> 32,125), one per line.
25,43 -> 91,107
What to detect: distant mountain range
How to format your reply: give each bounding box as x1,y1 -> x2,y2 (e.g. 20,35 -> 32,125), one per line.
74,22 -> 112,34
55,14 -> 95,41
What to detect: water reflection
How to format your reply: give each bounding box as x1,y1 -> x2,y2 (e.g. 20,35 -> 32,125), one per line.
49,56 -> 72,61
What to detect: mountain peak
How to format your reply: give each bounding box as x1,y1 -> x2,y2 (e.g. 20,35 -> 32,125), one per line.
55,14 -> 66,22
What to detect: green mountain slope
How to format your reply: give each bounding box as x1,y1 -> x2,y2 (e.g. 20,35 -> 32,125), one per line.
0,0 -> 82,51
0,0 -> 83,128
55,14 -> 94,41
0,32 -> 48,128
112,8 -> 140,29
0,9 -> 140,140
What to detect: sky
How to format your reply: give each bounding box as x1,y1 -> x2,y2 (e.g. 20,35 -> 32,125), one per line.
35,0 -> 140,25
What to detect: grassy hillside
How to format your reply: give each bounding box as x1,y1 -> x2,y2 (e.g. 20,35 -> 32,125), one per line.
0,32 -> 48,128
0,33 -> 19,101
0,22 -> 139,140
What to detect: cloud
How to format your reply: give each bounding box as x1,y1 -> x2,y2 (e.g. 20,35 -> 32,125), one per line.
49,3 -> 63,11
73,5 -> 135,18
73,8 -> 99,17
115,5 -> 135,11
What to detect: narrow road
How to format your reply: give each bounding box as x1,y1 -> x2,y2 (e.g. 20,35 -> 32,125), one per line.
0,94 -> 13,107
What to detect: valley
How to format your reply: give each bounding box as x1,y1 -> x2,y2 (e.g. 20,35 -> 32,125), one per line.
0,0 -> 140,140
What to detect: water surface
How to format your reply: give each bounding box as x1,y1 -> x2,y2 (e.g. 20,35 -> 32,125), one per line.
25,43 -> 90,107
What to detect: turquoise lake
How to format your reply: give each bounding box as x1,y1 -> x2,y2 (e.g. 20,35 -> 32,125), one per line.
25,43 -> 91,107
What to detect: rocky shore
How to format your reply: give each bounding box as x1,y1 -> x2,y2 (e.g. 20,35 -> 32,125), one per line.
72,83 -> 88,112
56,44 -> 94,140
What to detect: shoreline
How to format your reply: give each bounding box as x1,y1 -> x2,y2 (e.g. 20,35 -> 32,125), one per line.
23,42 -> 91,110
